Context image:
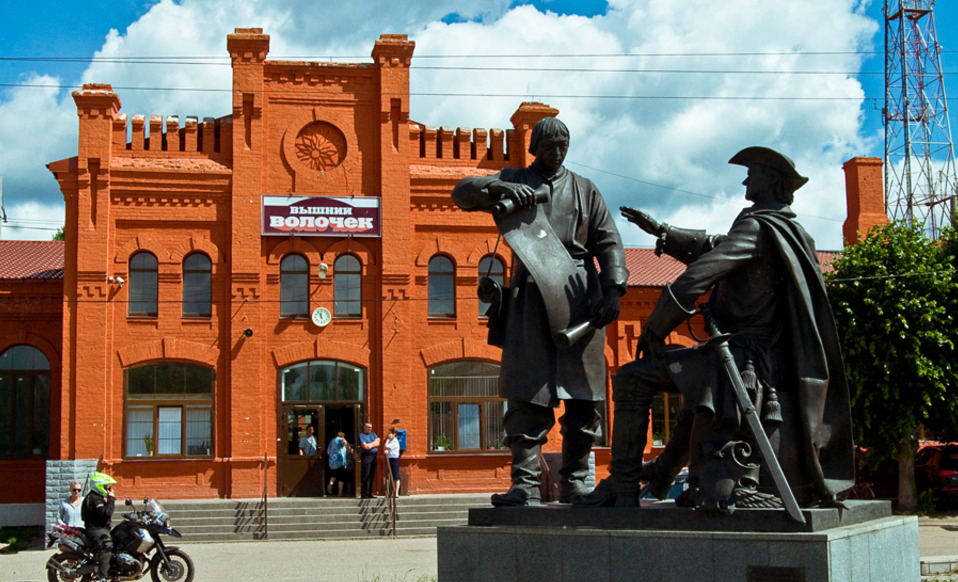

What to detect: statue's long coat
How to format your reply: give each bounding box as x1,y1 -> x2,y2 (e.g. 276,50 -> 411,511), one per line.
452,165 -> 628,407
664,200 -> 855,502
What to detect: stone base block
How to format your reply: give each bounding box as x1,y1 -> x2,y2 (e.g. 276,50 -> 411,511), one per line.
438,511 -> 919,582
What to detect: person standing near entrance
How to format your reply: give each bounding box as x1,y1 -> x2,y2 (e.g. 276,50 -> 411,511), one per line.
385,427 -> 401,497
359,423 -> 380,498
326,432 -> 353,496
298,425 -> 317,456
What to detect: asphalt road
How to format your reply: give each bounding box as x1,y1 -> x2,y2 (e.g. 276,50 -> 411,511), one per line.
2,512 -> 955,582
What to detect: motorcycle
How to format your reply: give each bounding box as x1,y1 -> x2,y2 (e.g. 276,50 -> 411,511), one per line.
46,497 -> 194,582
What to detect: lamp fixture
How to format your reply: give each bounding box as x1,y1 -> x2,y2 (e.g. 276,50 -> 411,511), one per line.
108,275 -> 125,286
318,253 -> 328,279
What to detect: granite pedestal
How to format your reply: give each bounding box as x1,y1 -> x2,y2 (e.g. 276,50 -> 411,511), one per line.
437,500 -> 919,582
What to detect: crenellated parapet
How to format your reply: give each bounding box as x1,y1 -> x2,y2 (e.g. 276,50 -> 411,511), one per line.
112,113 -> 232,157
408,101 -> 558,170
409,125 -> 514,164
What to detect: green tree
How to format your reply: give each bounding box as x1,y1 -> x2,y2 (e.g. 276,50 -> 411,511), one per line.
826,221 -> 958,510
52,227 -> 64,241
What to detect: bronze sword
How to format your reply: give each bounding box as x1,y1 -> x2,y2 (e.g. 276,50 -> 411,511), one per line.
700,305 -> 806,524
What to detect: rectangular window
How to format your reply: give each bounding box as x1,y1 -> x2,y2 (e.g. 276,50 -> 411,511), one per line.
182,271 -> 211,317
186,408 -> 212,456
126,406 -> 153,457
157,407 -> 182,455
124,363 -> 214,458
129,272 -> 158,316
280,272 -> 309,318
428,362 -> 506,452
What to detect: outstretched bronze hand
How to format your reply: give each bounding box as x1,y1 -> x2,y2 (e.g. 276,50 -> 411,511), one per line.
620,206 -> 662,236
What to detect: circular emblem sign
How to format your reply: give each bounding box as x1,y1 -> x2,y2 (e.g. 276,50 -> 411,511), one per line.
311,307 -> 332,328
294,122 -> 347,173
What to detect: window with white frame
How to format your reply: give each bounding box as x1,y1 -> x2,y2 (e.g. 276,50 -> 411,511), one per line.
124,363 -> 213,458
428,361 -> 506,452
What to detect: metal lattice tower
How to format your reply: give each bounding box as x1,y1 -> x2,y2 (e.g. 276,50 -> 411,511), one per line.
884,0 -> 957,237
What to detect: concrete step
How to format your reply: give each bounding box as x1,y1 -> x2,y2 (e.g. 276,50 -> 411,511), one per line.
162,494 -> 489,543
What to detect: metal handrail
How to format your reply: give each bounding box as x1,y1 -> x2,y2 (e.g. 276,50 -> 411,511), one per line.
384,455 -> 397,536
262,453 -> 269,540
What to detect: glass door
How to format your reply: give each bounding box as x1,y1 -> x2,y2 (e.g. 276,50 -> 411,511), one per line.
278,406 -> 325,497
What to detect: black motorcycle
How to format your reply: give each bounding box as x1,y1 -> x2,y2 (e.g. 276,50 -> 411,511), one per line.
46,498 -> 194,582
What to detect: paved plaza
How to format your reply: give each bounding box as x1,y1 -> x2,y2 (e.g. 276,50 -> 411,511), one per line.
1,511 -> 956,581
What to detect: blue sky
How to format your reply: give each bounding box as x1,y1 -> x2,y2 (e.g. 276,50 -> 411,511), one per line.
0,0 -> 955,248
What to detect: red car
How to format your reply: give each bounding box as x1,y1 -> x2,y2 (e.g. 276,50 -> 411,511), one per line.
915,443 -> 958,506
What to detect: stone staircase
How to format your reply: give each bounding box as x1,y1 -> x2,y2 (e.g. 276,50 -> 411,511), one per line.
160,494 -> 490,543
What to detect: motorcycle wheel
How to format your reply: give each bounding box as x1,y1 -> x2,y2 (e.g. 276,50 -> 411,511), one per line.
46,553 -> 87,582
149,548 -> 194,582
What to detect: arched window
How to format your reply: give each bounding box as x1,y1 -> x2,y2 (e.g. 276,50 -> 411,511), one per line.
280,360 -> 365,402
182,253 -> 212,318
428,361 -> 506,452
0,345 -> 51,458
333,254 -> 362,318
280,254 -> 309,318
428,255 -> 456,318
125,362 -> 214,457
477,255 -> 505,317
129,251 -> 158,317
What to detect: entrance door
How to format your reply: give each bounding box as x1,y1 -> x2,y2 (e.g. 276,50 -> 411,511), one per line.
279,406 -> 325,497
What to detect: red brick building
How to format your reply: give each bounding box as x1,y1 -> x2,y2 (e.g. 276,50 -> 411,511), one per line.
0,28 -> 886,521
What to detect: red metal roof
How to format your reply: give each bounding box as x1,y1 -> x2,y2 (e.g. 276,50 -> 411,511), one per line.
0,240 -> 64,280
625,247 -> 840,286
624,248 -> 687,286
0,241 -> 836,285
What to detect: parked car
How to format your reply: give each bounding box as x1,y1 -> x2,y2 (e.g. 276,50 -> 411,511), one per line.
915,443 -> 958,506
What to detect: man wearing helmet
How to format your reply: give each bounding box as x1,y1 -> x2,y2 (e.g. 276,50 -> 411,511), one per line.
82,471 -> 117,581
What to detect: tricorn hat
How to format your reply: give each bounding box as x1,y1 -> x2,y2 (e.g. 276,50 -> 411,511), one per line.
729,146 -> 808,191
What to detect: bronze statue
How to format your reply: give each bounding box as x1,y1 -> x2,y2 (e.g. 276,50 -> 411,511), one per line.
452,117 -> 629,506
575,147 -> 854,515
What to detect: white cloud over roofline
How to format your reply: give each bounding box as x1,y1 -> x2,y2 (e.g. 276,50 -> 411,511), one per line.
0,0 -> 877,248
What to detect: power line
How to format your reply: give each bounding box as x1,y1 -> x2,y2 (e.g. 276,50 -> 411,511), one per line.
0,82 -> 901,103
0,56 -> 917,75
569,160 -> 844,223
5,49 -> 958,62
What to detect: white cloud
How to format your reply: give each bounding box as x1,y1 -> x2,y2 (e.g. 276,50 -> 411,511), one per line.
0,0 -> 882,248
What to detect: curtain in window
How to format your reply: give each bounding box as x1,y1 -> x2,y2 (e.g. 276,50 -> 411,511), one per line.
126,407 -> 153,457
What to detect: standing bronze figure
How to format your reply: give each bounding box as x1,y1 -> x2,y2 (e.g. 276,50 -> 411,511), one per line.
575,147 -> 854,512
452,117 -> 628,506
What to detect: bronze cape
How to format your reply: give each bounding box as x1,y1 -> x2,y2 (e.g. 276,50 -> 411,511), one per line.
666,205 -> 854,503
